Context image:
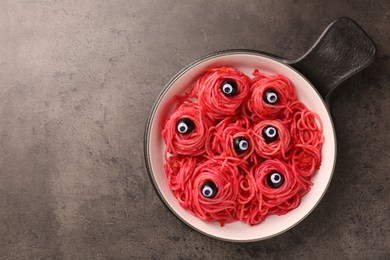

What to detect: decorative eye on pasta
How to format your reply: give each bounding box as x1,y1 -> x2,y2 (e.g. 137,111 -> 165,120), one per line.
176,118 -> 195,134
234,137 -> 249,154
262,125 -> 278,143
201,181 -> 218,198
221,80 -> 238,96
195,67 -> 251,120
252,120 -> 291,159
263,89 -> 279,104
247,70 -> 297,120
267,171 -> 284,188
162,104 -> 213,156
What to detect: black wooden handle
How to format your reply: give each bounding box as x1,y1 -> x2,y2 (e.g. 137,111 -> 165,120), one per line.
286,17 -> 376,103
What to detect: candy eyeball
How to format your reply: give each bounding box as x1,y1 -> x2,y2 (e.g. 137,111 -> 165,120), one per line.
262,125 -> 278,143
267,171 -> 284,188
201,181 -> 218,198
233,137 -> 249,154
263,89 -> 279,104
221,80 -> 238,97
176,118 -> 195,134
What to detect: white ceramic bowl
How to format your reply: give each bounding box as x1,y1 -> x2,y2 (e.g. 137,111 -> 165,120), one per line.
144,51 -> 336,242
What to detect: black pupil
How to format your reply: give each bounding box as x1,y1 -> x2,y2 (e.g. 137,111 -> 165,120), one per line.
233,137 -> 248,154
267,171 -> 284,188
262,125 -> 278,144
201,181 -> 218,198
263,89 -> 279,104
221,80 -> 237,96
177,118 -> 195,134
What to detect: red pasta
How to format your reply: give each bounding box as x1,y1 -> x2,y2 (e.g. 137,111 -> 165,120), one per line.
162,103 -> 213,156
290,109 -> 324,147
162,66 -> 324,226
206,116 -> 255,162
195,67 -> 251,120
291,144 -> 322,196
252,120 -> 291,160
168,157 -> 241,226
247,159 -> 301,225
164,155 -> 200,206
246,70 -> 297,121
236,162 -> 258,222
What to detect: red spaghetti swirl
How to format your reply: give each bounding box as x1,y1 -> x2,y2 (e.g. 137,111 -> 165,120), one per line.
249,159 -> 300,224
290,108 -> 324,147
291,144 -> 321,177
206,117 -> 255,162
186,158 -> 241,225
236,163 -> 258,222
246,70 -> 297,121
290,144 -> 322,196
162,103 -> 213,156
281,100 -> 306,126
196,67 -> 251,120
164,155 -> 199,207
252,120 -> 291,160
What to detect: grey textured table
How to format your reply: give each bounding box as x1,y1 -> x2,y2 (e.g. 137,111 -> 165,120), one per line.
0,1 -> 389,259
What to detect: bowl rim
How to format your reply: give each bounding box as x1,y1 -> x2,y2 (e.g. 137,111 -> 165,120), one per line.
144,49 -> 337,242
